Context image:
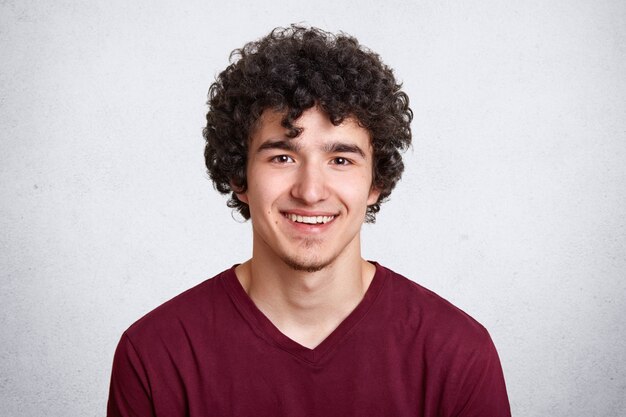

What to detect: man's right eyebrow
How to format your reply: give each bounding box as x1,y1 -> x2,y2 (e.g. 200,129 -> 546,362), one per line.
256,140 -> 300,153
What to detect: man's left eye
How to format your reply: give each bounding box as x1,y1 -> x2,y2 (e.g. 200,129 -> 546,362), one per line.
332,157 -> 351,166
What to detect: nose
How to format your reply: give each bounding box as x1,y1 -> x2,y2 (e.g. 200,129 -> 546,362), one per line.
290,161 -> 329,204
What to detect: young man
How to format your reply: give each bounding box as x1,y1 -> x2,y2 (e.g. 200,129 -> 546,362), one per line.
108,26 -> 511,416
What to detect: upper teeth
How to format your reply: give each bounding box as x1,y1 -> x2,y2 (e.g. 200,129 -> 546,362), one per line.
286,213 -> 335,224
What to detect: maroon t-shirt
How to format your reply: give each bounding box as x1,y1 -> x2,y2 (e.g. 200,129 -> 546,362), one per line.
108,263 -> 510,416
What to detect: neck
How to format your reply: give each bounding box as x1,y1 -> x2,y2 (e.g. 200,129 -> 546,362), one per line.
235,247 -> 376,349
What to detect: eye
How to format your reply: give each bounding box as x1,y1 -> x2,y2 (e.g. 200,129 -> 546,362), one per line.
331,157 -> 352,166
270,155 -> 295,164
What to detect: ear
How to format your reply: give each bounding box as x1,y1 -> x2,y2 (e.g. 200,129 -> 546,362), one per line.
235,191 -> 249,204
232,182 -> 249,204
366,186 -> 381,206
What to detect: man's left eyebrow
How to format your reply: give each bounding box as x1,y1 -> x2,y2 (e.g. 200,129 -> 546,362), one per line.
323,142 -> 366,158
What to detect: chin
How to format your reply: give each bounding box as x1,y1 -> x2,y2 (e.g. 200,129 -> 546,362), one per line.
282,254 -> 332,273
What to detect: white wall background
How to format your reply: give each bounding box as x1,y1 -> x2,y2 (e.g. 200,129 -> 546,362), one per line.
1,0 -> 625,416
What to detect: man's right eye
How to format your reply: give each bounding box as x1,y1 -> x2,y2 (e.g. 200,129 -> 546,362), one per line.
271,155 -> 294,163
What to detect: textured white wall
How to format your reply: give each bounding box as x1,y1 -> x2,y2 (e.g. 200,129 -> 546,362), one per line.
1,1 -> 625,416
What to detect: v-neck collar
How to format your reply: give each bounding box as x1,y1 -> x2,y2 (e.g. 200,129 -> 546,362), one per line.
220,262 -> 388,364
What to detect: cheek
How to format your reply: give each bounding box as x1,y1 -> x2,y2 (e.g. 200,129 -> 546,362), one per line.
246,172 -> 283,207
334,176 -> 377,206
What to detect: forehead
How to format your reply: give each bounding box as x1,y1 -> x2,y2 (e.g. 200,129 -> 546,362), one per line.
250,107 -> 372,148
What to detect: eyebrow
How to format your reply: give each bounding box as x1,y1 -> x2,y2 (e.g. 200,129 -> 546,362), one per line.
255,139 -> 366,159
323,142 -> 366,158
256,140 -> 301,154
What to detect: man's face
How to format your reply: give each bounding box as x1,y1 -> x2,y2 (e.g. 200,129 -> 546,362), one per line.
236,107 -> 380,272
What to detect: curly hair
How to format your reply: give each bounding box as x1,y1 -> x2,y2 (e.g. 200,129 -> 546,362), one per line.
203,25 -> 412,222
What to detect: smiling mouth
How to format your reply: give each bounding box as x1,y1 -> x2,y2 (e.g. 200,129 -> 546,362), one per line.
283,213 -> 336,225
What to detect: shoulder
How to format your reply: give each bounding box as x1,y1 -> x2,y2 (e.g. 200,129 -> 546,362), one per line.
374,264 -> 509,407
123,267 -> 235,345
375,263 -> 493,351
373,264 -> 510,415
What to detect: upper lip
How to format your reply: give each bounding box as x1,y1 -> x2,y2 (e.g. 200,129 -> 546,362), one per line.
281,209 -> 338,217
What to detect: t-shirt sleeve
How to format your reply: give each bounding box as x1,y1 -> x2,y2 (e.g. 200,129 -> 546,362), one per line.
452,332 -> 511,417
107,332 -> 155,417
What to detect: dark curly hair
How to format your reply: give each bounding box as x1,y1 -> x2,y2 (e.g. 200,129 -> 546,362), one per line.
203,25 -> 412,222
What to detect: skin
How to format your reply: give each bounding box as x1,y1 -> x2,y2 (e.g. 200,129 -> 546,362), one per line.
235,106 -> 380,349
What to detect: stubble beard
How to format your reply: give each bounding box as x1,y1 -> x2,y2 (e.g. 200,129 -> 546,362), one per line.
282,237 -> 332,273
